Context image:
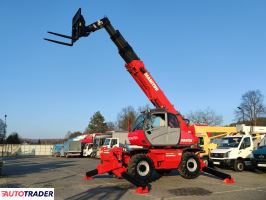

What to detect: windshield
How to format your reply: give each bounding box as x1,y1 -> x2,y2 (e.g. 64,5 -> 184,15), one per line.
132,113 -> 146,131
218,137 -> 242,148
103,139 -> 111,146
210,138 -> 223,145
259,137 -> 266,147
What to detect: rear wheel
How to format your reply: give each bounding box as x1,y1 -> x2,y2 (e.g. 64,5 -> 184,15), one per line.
178,152 -> 201,179
234,159 -> 244,172
127,154 -> 154,182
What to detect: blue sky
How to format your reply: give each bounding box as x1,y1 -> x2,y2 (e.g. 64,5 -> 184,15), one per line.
1,0 -> 266,139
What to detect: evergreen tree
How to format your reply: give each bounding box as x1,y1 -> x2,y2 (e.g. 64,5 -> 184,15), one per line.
6,132 -> 21,144
88,111 -> 108,133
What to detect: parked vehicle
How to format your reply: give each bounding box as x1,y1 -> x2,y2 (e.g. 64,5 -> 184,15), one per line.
210,134 -> 254,172
92,134 -> 111,158
83,143 -> 94,157
52,144 -> 63,157
102,131 -> 129,149
61,140 -> 82,158
83,134 -> 111,158
195,125 -> 237,166
251,135 -> 266,170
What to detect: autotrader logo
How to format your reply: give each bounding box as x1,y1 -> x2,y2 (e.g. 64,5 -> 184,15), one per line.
0,188 -> 54,200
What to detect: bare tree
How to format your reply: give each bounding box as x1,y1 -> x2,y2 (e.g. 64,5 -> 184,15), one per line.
187,108 -> 223,125
65,131 -> 72,139
137,104 -> 151,113
68,131 -> 83,139
235,90 -> 266,126
117,106 -> 138,131
106,122 -> 116,131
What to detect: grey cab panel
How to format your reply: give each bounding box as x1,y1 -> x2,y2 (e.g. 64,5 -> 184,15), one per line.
145,112 -> 180,146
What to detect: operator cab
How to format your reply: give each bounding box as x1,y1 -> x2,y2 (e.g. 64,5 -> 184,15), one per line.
130,109 -> 181,147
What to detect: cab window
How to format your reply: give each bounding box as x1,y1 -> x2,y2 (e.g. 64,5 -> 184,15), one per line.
167,113 -> 179,128
241,137 -> 251,149
111,139 -> 117,147
151,114 -> 166,128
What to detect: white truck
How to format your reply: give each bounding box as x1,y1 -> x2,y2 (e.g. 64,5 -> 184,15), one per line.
83,143 -> 94,157
83,134 -> 111,158
209,134 -> 254,172
102,131 -> 129,148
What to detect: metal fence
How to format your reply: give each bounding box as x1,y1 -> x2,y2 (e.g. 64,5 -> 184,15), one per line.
0,144 -> 53,157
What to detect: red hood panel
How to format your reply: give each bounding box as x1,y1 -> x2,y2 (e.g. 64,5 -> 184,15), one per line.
128,130 -> 151,148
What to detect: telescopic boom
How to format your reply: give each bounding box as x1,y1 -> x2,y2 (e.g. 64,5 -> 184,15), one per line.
45,8 -> 187,128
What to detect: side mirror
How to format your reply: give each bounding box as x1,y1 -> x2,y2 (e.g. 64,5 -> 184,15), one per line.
184,119 -> 190,125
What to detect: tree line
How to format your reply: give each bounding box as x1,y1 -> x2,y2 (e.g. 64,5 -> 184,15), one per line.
1,89 -> 265,142
68,89 -> 266,137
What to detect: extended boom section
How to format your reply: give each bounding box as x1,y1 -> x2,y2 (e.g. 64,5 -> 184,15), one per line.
45,9 -> 179,117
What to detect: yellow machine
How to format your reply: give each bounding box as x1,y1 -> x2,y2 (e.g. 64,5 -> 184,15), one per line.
194,125 -> 237,166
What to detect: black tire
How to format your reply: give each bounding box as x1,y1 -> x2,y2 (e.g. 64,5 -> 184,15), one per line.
91,152 -> 96,158
127,154 -> 154,182
156,169 -> 172,176
234,159 -> 244,172
178,152 -> 201,179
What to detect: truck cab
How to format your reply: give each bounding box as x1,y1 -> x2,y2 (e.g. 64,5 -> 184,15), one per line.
210,134 -> 253,171
251,136 -> 266,170
90,135 -> 111,158
103,138 -> 119,149
52,144 -> 63,157
83,143 -> 94,157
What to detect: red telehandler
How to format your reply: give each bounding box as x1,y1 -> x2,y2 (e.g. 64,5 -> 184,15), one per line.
45,8 -> 234,194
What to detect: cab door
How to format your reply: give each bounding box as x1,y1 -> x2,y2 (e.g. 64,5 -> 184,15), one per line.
145,113 -> 168,146
110,138 -> 118,148
144,112 -> 180,146
167,113 -> 180,145
239,136 -> 253,160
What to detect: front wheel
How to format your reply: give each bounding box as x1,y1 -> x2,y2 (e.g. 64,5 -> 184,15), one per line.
234,159 -> 244,172
91,151 -> 96,158
127,154 -> 154,182
178,152 -> 201,179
